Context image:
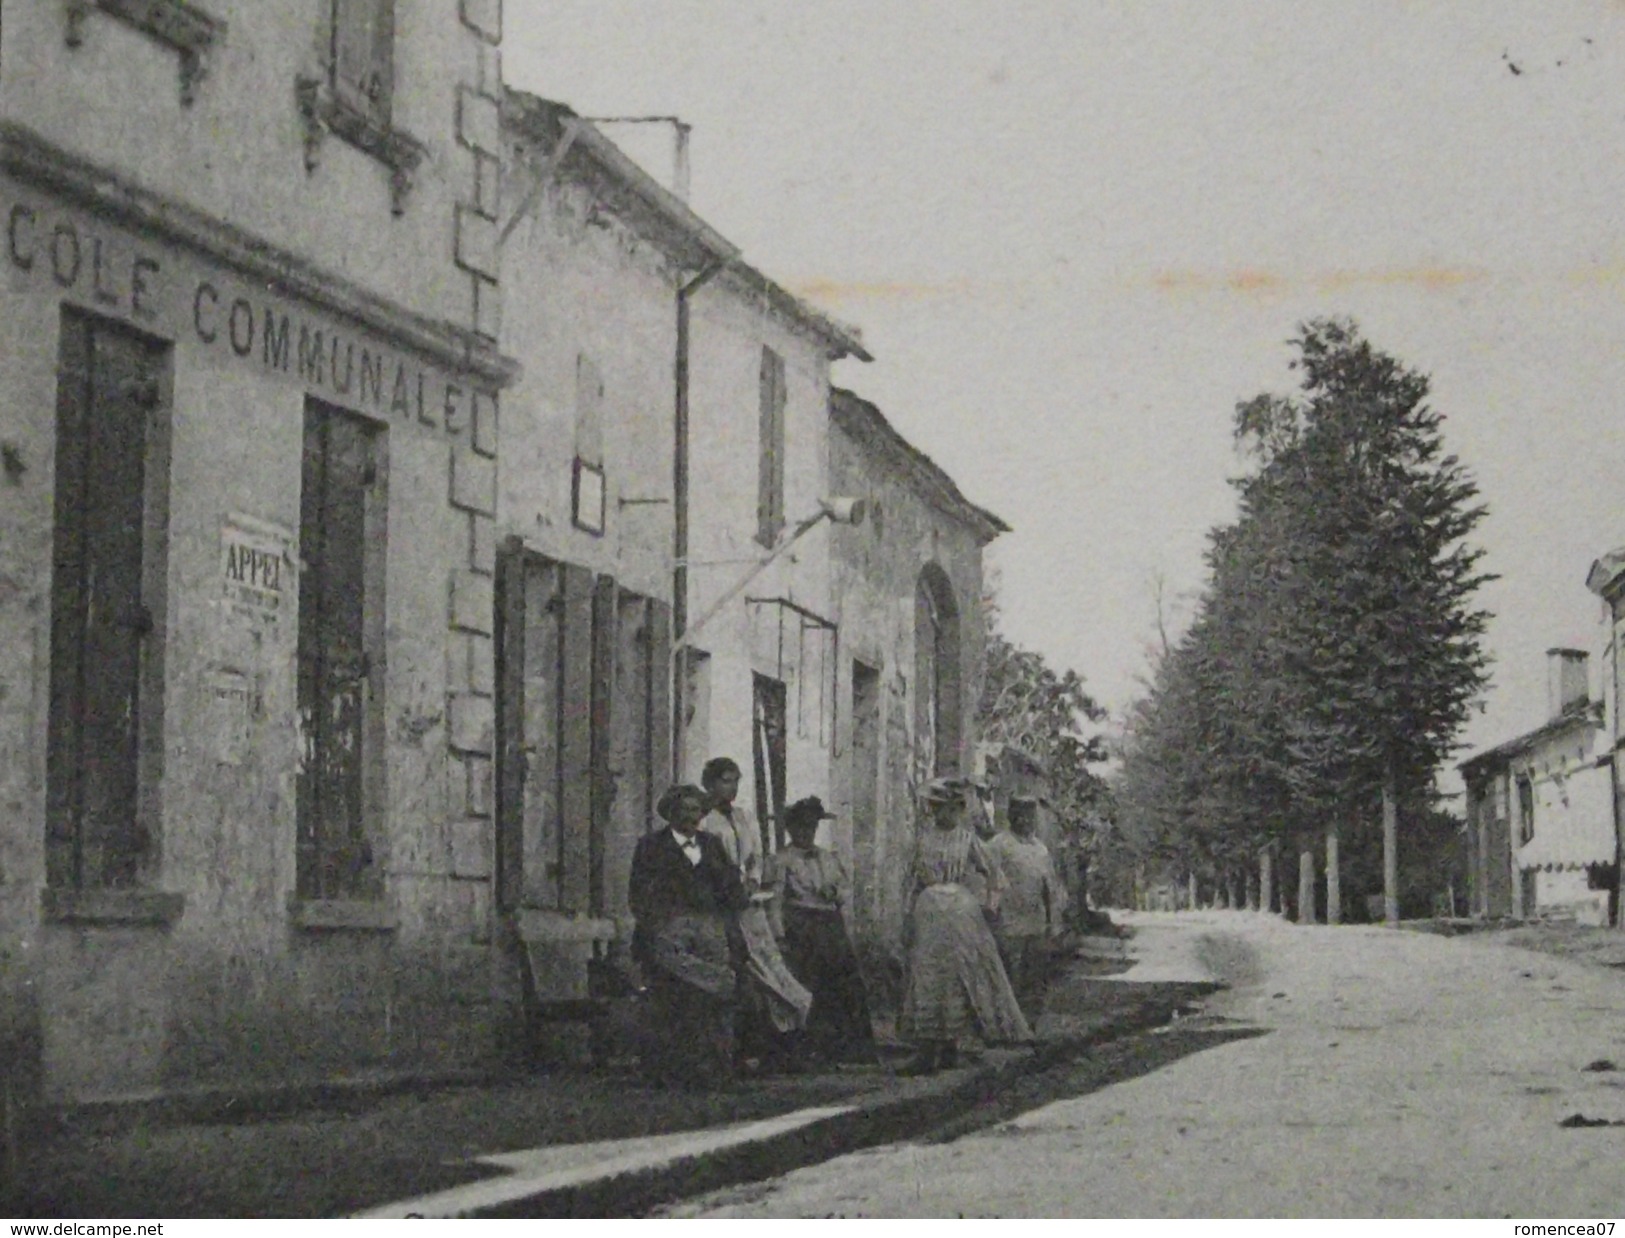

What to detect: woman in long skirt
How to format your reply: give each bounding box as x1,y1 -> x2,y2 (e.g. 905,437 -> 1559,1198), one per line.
897,777 -> 1032,1075
768,796 -> 878,1064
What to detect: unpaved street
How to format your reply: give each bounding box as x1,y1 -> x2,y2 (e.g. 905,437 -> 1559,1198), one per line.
672,912 -> 1625,1217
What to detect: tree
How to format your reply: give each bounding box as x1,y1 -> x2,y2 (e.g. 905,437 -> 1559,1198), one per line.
976,600 -> 1112,879
1232,319 -> 1493,922
1113,318 -> 1493,923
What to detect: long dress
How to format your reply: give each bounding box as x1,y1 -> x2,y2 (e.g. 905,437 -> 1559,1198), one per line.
628,826 -> 747,1086
700,803 -> 813,1038
767,843 -> 878,1062
898,824 -> 1033,1046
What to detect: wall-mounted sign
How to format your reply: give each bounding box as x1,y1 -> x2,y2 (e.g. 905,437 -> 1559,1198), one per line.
221,512 -> 293,624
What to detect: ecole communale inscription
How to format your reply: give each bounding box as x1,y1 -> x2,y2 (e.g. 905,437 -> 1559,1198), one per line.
5,195 -> 488,432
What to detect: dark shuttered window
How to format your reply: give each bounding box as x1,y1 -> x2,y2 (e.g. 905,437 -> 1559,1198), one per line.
331,0 -> 394,124
756,346 -> 786,547
46,312 -> 171,889
297,401 -> 386,901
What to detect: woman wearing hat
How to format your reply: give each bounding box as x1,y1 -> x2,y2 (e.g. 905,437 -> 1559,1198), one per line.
897,777 -> 1032,1075
628,783 -> 749,1088
765,797 -> 878,1064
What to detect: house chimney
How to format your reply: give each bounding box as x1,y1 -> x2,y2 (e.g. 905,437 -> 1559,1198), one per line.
1547,647 -> 1589,719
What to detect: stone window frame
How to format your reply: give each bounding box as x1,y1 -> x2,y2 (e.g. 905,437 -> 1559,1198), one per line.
64,0 -> 226,108
572,353 -> 607,536
295,0 -> 427,216
294,399 -> 392,918
41,308 -> 185,930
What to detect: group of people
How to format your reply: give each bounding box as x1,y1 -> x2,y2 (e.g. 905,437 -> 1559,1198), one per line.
626,757 -> 1069,1087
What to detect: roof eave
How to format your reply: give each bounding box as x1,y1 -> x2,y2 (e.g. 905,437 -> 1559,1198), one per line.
830,387 -> 1010,541
502,91 -> 740,270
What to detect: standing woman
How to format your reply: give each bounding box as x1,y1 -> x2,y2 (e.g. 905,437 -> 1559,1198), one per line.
698,757 -> 813,1071
628,784 -> 749,1088
767,796 -> 879,1064
898,777 -> 1033,1075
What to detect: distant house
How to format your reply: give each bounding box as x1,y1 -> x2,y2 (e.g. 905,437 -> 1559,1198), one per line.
1459,649 -> 1612,924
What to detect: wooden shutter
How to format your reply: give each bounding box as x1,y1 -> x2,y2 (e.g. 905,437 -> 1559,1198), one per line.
589,575 -> 618,918
757,347 -> 786,546
46,316 -> 160,888
297,404 -> 376,899
331,0 -> 393,120
574,354 -> 605,469
558,563 -> 595,914
646,597 -> 673,795
494,539 -> 526,914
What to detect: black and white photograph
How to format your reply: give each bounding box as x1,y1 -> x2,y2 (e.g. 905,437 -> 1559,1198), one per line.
3,0 -> 1625,1222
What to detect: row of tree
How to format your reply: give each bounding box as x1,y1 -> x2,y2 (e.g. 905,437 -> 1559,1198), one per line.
1113,319 -> 1494,922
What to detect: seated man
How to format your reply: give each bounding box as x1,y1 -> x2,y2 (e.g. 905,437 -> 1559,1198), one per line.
628,783 -> 748,1088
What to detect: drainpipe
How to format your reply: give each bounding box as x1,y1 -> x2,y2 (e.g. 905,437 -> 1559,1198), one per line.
672,259 -> 726,781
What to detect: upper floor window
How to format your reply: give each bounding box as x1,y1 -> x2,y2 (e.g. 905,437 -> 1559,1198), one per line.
297,0 -> 424,214
331,0 -> 394,126
1516,775 -> 1535,847
757,346 -> 786,547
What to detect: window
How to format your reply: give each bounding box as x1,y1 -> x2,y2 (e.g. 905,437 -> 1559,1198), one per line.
296,0 -> 424,214
1516,776 -> 1535,847
330,0 -> 393,126
572,354 -> 606,535
46,312 -> 171,891
914,564 -> 962,779
756,346 -> 786,547
752,673 -> 788,852
297,401 -> 387,902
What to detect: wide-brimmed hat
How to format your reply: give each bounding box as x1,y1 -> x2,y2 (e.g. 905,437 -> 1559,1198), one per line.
919,777 -> 965,807
785,796 -> 836,832
657,782 -> 708,823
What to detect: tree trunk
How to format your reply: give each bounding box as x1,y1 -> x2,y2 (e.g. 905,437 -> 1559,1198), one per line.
1260,848 -> 1275,915
1383,768 -> 1400,927
1187,871 -> 1198,911
1326,825 -> 1341,926
1297,847 -> 1316,924
1246,867 -> 1259,911
1226,875 -> 1239,910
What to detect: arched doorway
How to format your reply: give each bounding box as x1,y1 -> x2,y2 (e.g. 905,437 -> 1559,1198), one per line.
914,563 -> 962,780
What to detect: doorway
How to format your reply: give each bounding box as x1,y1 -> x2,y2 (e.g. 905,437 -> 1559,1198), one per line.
850,659 -> 881,922
752,673 -> 788,853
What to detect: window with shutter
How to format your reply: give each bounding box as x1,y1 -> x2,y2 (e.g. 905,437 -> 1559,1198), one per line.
297,0 -> 422,214
330,0 -> 393,124
757,346 -> 786,547
297,401 -> 386,902
572,354 -> 607,534
46,311 -> 171,891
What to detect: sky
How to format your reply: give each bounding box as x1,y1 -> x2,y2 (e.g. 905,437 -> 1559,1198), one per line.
504,1 -> 1625,775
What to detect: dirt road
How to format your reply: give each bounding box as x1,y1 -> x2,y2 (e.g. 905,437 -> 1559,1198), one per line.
671,911 -> 1625,1217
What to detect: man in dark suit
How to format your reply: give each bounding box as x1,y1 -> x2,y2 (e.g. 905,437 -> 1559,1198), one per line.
629,783 -> 749,1087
